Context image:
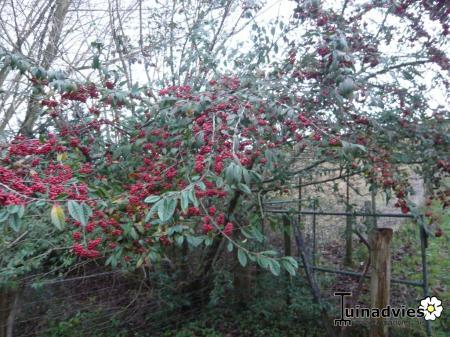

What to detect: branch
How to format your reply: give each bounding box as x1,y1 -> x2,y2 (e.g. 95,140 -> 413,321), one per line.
363,60 -> 431,80
341,0 -> 349,17
293,217 -> 338,337
6,230 -> 29,249
262,159 -> 328,184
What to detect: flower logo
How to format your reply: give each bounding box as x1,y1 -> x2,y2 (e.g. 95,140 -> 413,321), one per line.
419,296 -> 443,321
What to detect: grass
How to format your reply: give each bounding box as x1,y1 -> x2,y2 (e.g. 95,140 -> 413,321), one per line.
390,201 -> 449,337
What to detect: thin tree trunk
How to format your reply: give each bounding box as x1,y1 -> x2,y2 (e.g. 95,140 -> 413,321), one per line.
6,289 -> 19,337
0,289 -> 7,337
0,288 -> 16,337
19,0 -> 71,136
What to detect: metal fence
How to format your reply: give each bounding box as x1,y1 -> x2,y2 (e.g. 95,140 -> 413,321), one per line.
263,197 -> 432,336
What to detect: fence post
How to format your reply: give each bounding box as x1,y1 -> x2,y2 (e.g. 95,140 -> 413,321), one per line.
283,215 -> 292,305
420,222 -> 432,337
297,177 -> 302,229
312,199 -> 317,268
367,189 -> 393,337
369,228 -> 393,337
422,177 -> 433,337
283,215 -> 292,257
344,174 -> 353,266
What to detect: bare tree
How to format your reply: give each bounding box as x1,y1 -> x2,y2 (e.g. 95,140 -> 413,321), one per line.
0,0 -> 266,136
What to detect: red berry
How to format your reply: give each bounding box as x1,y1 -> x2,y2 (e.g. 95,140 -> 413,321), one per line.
202,223 -> 214,234
224,222 -> 234,236
105,81 -> 114,89
72,232 -> 82,241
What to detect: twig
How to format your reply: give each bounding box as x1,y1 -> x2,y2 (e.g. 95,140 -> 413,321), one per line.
6,230 -> 29,248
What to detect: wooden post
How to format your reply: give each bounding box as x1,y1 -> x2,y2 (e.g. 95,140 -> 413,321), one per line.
422,177 -> 433,337
371,189 -> 377,228
297,177 -> 302,228
283,215 -> 292,258
344,175 -> 353,266
367,189 -> 392,337
311,199 -> 317,268
369,228 -> 393,337
283,215 -> 292,305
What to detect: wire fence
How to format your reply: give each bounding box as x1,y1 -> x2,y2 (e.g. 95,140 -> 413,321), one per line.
263,192 -> 433,337
1,269 -> 216,337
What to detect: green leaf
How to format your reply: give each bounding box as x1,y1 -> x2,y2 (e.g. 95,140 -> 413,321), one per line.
0,210 -> 9,222
144,195 -> 161,203
67,200 -> 90,226
227,241 -> 234,252
342,141 -> 367,153
252,227 -> 264,243
136,256 -> 144,268
175,235 -> 184,246
237,249 -> 247,267
158,198 -> 177,222
83,203 -> 93,217
216,177 -> 224,188
282,260 -> 296,276
256,255 -> 270,269
197,181 -> 206,191
238,183 -> 252,194
243,169 -> 251,185
204,236 -> 213,246
148,251 -> 158,262
130,227 -> 138,240
249,171 -> 262,182
180,190 -> 190,212
17,205 -> 25,218
168,224 -> 183,236
9,214 -> 21,232
7,205 -> 20,214
186,235 -> 203,247
261,250 -> 278,257
268,259 -> 281,276
232,164 -> 243,183
225,163 -> 235,185
145,199 -> 163,221
188,189 -> 199,207
50,204 -> 66,231
282,256 -> 299,269
105,255 -> 118,268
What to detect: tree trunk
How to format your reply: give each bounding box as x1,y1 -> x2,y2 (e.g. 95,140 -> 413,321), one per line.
6,290 -> 19,337
0,289 -> 7,337
0,288 -> 19,337
19,0 -> 71,136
